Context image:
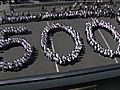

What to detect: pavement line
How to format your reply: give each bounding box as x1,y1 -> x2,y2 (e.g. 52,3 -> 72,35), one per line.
47,21 -> 60,72
98,30 -> 119,64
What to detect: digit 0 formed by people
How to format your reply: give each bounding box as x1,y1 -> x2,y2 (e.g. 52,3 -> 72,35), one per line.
85,18 -> 120,58
41,23 -> 84,65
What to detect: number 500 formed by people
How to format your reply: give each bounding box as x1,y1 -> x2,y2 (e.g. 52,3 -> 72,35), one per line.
0,19 -> 120,72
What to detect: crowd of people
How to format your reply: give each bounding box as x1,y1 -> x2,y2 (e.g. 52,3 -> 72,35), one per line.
0,26 -> 34,72
1,26 -> 29,36
41,23 -> 83,65
2,4 -> 120,24
0,2 -> 120,70
116,8 -> 120,24
85,18 -> 120,58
